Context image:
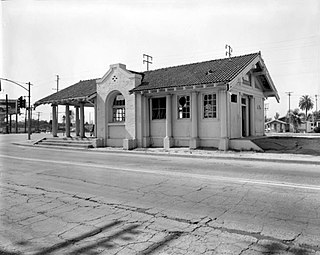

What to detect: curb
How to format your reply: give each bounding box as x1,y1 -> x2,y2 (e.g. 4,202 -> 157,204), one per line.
13,142 -> 320,166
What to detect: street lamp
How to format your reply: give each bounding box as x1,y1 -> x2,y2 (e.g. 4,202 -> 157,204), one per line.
0,78 -> 32,140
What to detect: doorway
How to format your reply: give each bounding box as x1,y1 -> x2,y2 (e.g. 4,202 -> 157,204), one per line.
241,97 -> 247,137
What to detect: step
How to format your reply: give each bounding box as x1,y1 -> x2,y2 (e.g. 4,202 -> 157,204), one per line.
43,139 -> 93,145
36,143 -> 92,150
39,141 -> 93,148
35,137 -> 94,148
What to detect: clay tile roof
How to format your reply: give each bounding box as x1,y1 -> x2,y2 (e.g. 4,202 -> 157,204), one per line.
131,52 -> 260,92
35,79 -> 97,106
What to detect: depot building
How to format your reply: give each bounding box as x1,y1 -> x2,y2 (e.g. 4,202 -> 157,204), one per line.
35,52 -> 279,151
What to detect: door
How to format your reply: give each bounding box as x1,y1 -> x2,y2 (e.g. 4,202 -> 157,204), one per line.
241,97 -> 247,137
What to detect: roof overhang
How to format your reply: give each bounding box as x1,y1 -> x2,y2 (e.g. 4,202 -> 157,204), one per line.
34,92 -> 96,108
130,82 -> 227,95
251,63 -> 280,103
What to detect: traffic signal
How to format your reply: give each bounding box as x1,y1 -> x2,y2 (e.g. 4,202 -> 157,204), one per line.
17,96 -> 23,108
17,96 -> 26,109
21,98 -> 26,108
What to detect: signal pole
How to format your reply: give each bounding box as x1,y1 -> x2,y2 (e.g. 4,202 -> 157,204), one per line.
0,78 -> 32,139
143,54 -> 153,71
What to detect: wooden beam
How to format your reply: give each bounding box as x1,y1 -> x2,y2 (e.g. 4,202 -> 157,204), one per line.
252,70 -> 266,76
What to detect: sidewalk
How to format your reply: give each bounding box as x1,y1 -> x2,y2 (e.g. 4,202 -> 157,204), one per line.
12,133 -> 320,165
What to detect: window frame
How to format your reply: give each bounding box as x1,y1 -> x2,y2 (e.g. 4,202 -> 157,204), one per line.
112,94 -> 125,122
151,97 -> 166,120
177,95 -> 191,119
202,93 -> 217,119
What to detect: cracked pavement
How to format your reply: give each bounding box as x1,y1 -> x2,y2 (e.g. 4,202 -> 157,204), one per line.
1,135 -> 320,254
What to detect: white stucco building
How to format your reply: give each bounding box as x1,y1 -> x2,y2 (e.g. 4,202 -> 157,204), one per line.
35,52 -> 279,151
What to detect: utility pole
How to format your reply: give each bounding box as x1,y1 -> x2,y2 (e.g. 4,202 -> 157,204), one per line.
286,92 -> 293,132
5,94 -> 9,134
225,44 -> 233,58
143,54 -> 153,71
315,94 -> 318,112
52,75 -> 59,93
285,92 -> 293,114
53,75 -> 59,129
27,82 -> 31,139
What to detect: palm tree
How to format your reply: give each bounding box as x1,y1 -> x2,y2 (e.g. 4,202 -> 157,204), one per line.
299,95 -> 314,120
288,108 -> 304,133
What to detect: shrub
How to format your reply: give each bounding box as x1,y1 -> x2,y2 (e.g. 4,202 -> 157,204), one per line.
314,126 -> 320,133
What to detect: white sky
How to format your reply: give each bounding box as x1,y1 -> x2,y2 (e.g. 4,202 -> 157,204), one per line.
1,0 -> 320,121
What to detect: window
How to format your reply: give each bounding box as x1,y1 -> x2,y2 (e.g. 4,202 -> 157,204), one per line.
113,94 -> 125,122
177,95 -> 190,119
152,97 -> 166,120
203,93 -> 217,118
231,94 -> 237,103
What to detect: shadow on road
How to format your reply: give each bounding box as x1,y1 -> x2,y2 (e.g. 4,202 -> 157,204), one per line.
0,221 -> 185,255
261,241 -> 312,255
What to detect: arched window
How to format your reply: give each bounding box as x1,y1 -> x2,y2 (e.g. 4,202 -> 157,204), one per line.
113,94 -> 125,122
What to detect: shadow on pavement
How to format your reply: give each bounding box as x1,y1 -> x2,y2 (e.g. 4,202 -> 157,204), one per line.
33,221 -> 124,254
261,241 -> 312,255
0,221 -> 185,255
138,231 -> 183,255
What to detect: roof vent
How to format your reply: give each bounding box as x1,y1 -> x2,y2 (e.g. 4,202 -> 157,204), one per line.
206,69 -> 213,75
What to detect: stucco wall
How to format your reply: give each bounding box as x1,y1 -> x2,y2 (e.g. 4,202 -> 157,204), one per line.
147,90 -> 223,148
96,64 -> 141,147
254,97 -> 265,136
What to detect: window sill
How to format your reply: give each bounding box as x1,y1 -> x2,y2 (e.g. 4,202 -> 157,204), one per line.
108,122 -> 125,126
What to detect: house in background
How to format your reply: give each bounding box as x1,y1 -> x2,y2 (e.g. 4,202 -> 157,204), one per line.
265,119 -> 288,133
35,52 -> 279,151
299,121 -> 315,133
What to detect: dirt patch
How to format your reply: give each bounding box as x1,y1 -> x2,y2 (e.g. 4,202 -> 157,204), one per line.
252,137 -> 320,156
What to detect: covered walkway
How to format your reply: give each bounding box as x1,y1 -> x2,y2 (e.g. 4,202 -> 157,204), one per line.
34,79 -> 97,138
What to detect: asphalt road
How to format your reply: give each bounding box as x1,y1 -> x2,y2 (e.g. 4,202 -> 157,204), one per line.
1,134 -> 320,254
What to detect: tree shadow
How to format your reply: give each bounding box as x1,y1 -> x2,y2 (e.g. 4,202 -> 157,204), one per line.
137,231 -> 183,255
262,242 -> 312,255
0,250 -> 22,255
33,221 -> 124,255
0,220 -> 186,255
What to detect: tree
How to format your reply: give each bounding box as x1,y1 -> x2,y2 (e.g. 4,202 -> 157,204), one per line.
313,110 -> 320,121
289,108 -> 304,133
274,112 -> 280,120
299,95 -> 314,120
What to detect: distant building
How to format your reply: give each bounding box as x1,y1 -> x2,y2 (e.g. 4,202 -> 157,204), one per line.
265,119 -> 288,133
35,52 -> 279,150
299,121 -> 315,133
